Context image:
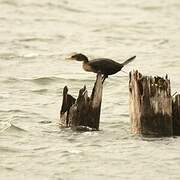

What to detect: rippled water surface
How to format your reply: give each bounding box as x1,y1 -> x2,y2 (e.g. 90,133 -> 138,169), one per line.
1,0 -> 180,179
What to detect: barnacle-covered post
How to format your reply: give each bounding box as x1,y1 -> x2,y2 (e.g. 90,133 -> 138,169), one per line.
60,73 -> 103,131
129,70 -> 173,136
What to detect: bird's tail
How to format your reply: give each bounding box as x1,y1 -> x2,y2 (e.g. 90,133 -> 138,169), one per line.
122,56 -> 136,66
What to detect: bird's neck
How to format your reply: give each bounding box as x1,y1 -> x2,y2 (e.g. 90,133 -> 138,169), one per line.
83,61 -> 92,72
83,59 -> 88,63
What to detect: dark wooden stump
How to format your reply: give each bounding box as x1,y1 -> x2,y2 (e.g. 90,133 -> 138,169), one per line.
60,73 -> 103,131
129,70 -> 173,136
173,94 -> 180,136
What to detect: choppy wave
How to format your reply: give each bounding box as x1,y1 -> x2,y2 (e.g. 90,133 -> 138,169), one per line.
32,77 -> 58,85
1,77 -> 21,84
0,109 -> 25,114
0,122 -> 26,133
38,120 -> 52,124
48,3 -> 86,13
0,0 -> 18,6
29,76 -> 94,85
19,37 -> 53,42
0,53 -> 18,60
0,146 -> 19,153
31,88 -> 48,94
18,36 -> 65,43
7,123 -> 27,132
1,76 -> 73,85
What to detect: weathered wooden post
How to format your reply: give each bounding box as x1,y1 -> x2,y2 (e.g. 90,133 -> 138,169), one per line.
172,94 -> 180,136
129,70 -> 173,136
60,73 -> 103,131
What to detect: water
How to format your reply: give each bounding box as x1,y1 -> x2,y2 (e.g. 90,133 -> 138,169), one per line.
1,0 -> 180,179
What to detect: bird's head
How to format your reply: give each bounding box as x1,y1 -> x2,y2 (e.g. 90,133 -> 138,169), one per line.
66,53 -> 88,62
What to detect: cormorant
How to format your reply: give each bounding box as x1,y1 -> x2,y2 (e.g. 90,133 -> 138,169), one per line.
67,53 -> 136,82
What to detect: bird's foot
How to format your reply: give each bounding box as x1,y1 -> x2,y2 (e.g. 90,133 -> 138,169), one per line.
102,75 -> 108,84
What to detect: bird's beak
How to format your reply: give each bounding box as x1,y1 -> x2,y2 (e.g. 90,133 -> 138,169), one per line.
65,52 -> 77,60
65,56 -> 73,60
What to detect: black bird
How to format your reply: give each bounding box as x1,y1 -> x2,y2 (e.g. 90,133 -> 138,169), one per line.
67,53 -> 136,82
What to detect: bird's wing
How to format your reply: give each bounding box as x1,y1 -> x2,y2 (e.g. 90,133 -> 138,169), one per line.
88,58 -> 122,74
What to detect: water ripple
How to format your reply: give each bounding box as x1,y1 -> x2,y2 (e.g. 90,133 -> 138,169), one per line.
0,146 -> 19,153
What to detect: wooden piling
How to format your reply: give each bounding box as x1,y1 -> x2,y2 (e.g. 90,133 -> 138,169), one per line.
129,70 -> 173,136
172,94 -> 180,136
60,73 -> 103,131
